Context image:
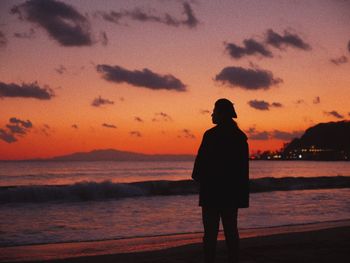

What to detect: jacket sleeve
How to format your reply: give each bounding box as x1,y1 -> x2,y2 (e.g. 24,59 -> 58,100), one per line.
237,139 -> 250,208
191,132 -> 209,182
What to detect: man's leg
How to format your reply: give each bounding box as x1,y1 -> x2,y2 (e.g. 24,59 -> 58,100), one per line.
221,209 -> 239,263
202,207 -> 220,263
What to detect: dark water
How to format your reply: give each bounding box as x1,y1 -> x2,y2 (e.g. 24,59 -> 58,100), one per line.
0,161 -> 349,246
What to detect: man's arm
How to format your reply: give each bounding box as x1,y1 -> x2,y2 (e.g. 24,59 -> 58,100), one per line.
238,140 -> 249,208
192,132 -> 209,182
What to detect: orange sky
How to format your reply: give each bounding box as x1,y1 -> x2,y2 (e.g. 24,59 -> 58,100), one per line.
0,0 -> 349,160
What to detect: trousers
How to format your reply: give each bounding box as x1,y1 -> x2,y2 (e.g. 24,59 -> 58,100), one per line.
202,207 -> 239,263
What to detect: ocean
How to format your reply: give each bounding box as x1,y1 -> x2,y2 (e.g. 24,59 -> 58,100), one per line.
0,161 -> 350,247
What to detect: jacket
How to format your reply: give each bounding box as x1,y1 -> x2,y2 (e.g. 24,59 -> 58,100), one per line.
192,121 -> 249,208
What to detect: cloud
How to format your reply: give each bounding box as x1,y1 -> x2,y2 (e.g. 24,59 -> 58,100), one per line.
55,65 -> 67,75
225,39 -> 272,59
215,66 -> 282,90
152,112 -> 173,122
271,130 -> 303,140
224,28 -> 311,59
96,11 -> 122,24
330,56 -> 348,65
11,0 -> 93,46
0,30 -> 7,47
0,129 -> 17,143
100,31 -> 108,46
313,96 -> 320,104
0,117 -> 33,143
40,124 -> 52,136
295,99 -> 305,105
96,1 -> 199,29
91,96 -> 114,107
97,64 -> 186,92
246,127 -> 302,141
127,8 -> 173,25
6,124 -> 26,135
9,117 -> 33,128
13,28 -> 35,39
182,2 -> 199,28
271,102 -> 283,108
178,129 -> 195,139
266,29 -> 311,51
250,131 -> 270,140
0,81 -> 54,100
324,110 -> 344,119
55,65 -> 86,75
102,123 -> 117,129
71,124 -> 78,129
130,131 -> 142,137
200,109 -> 210,115
248,100 -> 270,110
248,100 -> 283,111
246,127 -> 269,140
134,117 -> 144,122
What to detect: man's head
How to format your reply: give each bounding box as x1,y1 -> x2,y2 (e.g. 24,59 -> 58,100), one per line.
212,98 -> 237,124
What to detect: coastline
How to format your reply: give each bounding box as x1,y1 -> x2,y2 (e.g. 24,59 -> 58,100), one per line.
1,219 -> 349,262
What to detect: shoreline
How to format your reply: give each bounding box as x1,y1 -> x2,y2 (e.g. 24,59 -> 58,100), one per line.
1,219 -> 349,262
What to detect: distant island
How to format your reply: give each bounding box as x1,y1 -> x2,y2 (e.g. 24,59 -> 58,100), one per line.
33,149 -> 196,162
253,120 -> 350,161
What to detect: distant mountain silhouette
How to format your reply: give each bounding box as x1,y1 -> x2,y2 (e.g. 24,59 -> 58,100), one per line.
43,149 -> 195,162
283,121 -> 350,160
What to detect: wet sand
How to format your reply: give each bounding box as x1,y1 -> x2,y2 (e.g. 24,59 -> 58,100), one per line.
1,220 -> 349,263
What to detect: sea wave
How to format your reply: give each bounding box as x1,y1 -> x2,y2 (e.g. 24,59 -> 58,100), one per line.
1,176 -> 349,203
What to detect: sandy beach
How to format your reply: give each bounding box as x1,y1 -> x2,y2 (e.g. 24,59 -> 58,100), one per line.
1,220 -> 349,263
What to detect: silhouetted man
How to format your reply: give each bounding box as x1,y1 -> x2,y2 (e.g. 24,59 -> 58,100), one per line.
192,98 -> 249,263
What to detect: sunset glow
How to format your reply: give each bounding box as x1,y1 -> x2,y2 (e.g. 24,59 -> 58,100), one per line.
1,0 -> 349,160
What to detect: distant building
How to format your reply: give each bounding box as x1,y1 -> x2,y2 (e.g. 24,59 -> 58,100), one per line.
250,151 -> 283,160
250,145 -> 348,161
283,145 -> 348,161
